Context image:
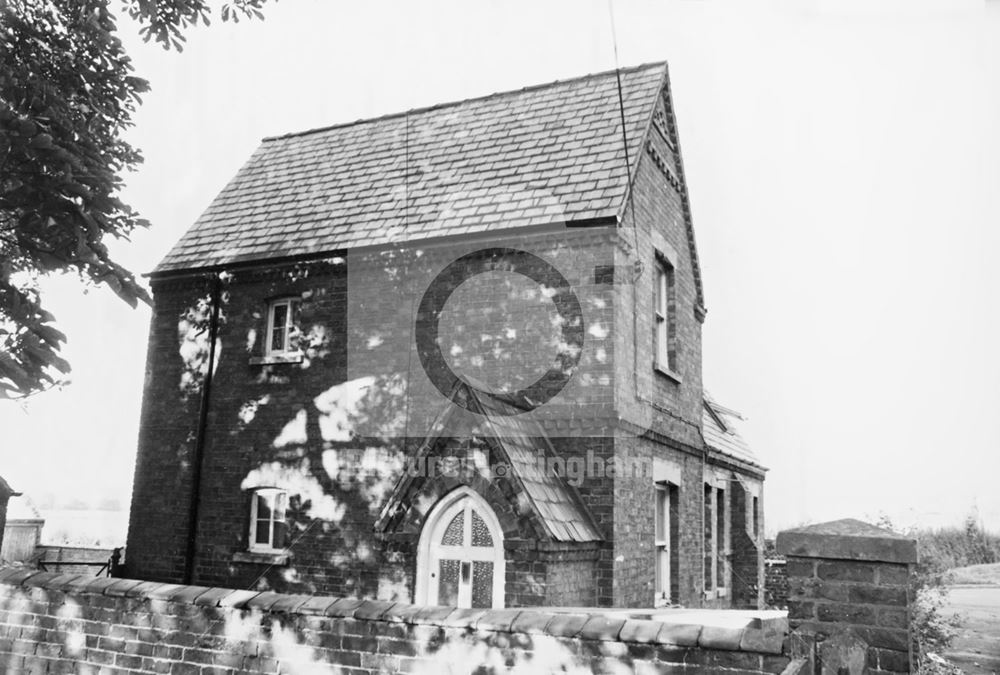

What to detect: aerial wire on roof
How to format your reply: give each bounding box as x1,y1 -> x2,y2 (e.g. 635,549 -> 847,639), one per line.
404,110 -> 410,230
607,0 -> 642,279
402,108 -> 414,446
610,0 -> 658,432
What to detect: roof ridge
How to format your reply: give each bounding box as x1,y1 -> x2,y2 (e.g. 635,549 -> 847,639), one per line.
263,61 -> 668,142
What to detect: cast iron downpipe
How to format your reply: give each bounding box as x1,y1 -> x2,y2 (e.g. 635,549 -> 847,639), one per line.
183,272 -> 222,585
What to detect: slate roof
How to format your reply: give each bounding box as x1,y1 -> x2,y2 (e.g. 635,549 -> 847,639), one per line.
471,386 -> 603,543
702,395 -> 764,469
376,381 -> 602,543
154,63 -> 668,273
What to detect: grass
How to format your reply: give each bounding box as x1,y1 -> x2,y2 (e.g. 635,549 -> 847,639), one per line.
940,587 -> 1000,674
944,563 -> 1000,586
39,509 -> 128,548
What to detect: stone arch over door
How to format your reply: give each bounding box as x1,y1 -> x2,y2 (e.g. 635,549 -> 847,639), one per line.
415,486 -> 505,609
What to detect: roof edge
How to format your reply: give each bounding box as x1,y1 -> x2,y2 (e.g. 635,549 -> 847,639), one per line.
262,61 -> 669,143
615,63 -> 670,225
659,65 -> 707,314
706,447 -> 768,477
148,216 -> 618,279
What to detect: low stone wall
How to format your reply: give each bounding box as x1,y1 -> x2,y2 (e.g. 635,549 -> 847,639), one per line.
0,569 -> 790,674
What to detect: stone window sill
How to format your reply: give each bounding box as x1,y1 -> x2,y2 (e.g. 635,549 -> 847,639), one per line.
232,550 -> 290,565
248,352 -> 303,366
654,363 -> 682,384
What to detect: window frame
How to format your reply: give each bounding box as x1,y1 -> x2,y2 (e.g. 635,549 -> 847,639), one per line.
752,495 -> 760,539
653,253 -> 679,380
248,487 -> 288,553
654,480 -> 678,607
703,474 -> 730,600
265,297 -> 299,357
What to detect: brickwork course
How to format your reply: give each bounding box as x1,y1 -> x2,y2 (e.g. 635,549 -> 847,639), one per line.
777,519 -> 918,674
0,570 -> 791,675
126,63 -> 769,609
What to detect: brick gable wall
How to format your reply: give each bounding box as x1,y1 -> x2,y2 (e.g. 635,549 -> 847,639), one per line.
125,84 -> 766,610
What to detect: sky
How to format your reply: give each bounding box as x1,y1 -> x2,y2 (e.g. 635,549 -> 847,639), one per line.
2,0 -> 999,535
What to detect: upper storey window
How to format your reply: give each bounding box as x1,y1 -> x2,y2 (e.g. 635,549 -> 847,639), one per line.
266,298 -> 298,356
654,257 -> 676,374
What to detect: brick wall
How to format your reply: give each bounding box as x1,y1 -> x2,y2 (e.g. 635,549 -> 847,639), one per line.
125,231 -> 737,608
763,558 -> 788,609
610,436 -> 708,608
729,484 -> 762,609
776,519 -> 917,674
0,569 -> 790,675
126,276 -> 211,583
125,77 -> 767,610
612,94 -> 704,451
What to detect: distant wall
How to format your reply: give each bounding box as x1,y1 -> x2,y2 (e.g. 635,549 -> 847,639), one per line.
0,569 -> 789,675
1,521 -> 42,563
34,545 -> 115,576
763,557 -> 788,609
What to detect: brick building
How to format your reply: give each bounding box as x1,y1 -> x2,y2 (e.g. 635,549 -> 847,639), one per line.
125,63 -> 767,609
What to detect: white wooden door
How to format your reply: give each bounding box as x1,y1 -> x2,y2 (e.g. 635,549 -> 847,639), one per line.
418,489 -> 504,608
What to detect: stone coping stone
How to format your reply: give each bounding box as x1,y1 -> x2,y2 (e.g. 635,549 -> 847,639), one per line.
0,569 -> 787,654
545,612 -> 590,638
776,519 -> 918,564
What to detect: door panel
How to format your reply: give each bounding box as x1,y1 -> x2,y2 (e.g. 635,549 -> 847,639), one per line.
420,490 -> 505,609
438,558 -> 460,606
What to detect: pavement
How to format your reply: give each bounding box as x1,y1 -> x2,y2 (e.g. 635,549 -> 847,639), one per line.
942,586 -> 1000,674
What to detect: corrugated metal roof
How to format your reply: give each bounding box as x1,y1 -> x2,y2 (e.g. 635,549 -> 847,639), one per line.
154,63 -> 667,273
702,395 -> 764,469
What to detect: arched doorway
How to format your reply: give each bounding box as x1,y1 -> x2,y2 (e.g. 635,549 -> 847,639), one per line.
415,487 -> 505,608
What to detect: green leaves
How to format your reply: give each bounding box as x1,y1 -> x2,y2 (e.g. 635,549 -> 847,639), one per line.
0,0 -> 271,397
125,0 -> 275,51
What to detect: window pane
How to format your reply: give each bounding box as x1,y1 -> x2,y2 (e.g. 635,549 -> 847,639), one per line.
271,304 -> 288,351
271,328 -> 285,352
255,519 -> 271,544
656,547 -> 669,597
256,494 -> 271,520
272,304 -> 288,330
655,488 -> 666,541
273,521 -> 287,549
472,561 -> 494,609
471,510 -> 493,547
717,487 -> 726,580
658,269 -> 667,314
441,510 -> 464,546
669,484 -> 679,600
274,492 -> 287,520
657,320 -> 668,365
438,559 -> 460,606
704,483 -> 714,590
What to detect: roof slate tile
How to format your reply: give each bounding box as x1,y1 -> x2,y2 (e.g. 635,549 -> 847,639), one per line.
155,63 -> 666,273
